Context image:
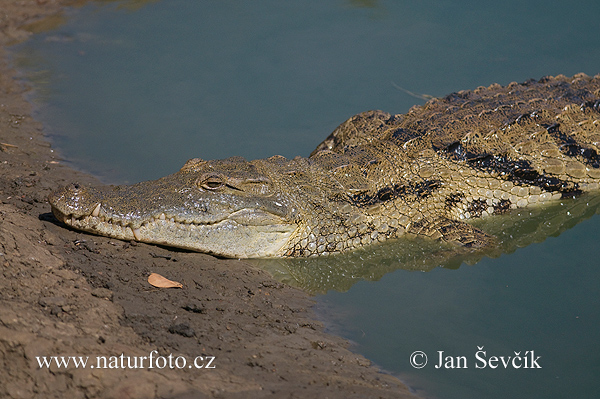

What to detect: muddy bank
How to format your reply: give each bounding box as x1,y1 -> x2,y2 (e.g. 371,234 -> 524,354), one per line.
0,2 -> 415,398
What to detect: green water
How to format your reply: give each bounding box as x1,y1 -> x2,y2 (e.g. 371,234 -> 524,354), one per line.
317,215 -> 600,398
13,0 -> 600,398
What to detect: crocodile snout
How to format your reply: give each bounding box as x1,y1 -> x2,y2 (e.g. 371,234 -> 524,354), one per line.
48,183 -> 102,223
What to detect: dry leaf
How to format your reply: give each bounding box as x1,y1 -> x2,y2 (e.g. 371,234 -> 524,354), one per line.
148,273 -> 183,289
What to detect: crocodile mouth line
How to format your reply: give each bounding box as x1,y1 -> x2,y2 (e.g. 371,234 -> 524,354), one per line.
53,202 -> 292,242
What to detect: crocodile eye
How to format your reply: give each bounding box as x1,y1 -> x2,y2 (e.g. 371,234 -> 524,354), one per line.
199,174 -> 225,190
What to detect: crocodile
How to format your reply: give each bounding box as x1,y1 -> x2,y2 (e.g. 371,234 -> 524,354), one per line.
49,73 -> 600,258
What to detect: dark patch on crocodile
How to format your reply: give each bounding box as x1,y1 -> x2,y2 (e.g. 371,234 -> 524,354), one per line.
472,155 -> 578,194
544,122 -> 600,168
412,180 -> 442,198
509,109 -> 551,127
543,80 -> 588,103
376,186 -> 394,202
388,127 -> 422,145
443,141 -> 579,194
351,180 -> 441,207
582,99 -> 600,113
545,122 -> 561,135
493,199 -> 511,215
467,199 -> 488,218
445,141 -> 471,161
560,186 -> 584,199
561,144 -> 600,168
445,193 -> 465,209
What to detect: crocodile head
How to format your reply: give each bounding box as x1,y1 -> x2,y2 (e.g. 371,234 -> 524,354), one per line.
48,157 -> 298,258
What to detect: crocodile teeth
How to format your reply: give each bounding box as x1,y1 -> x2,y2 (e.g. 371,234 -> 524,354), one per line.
132,227 -> 141,240
159,213 -> 166,220
91,203 -> 101,217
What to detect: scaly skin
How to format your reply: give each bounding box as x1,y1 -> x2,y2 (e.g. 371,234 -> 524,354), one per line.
49,73 -> 600,258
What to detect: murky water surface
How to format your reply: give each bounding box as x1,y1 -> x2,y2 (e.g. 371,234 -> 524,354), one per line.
14,1 -> 600,398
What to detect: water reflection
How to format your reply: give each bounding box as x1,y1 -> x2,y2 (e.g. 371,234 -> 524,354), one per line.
252,193 -> 600,293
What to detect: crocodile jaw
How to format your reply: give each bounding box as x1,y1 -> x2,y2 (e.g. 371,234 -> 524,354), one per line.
49,183 -> 297,258
53,209 -> 295,258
